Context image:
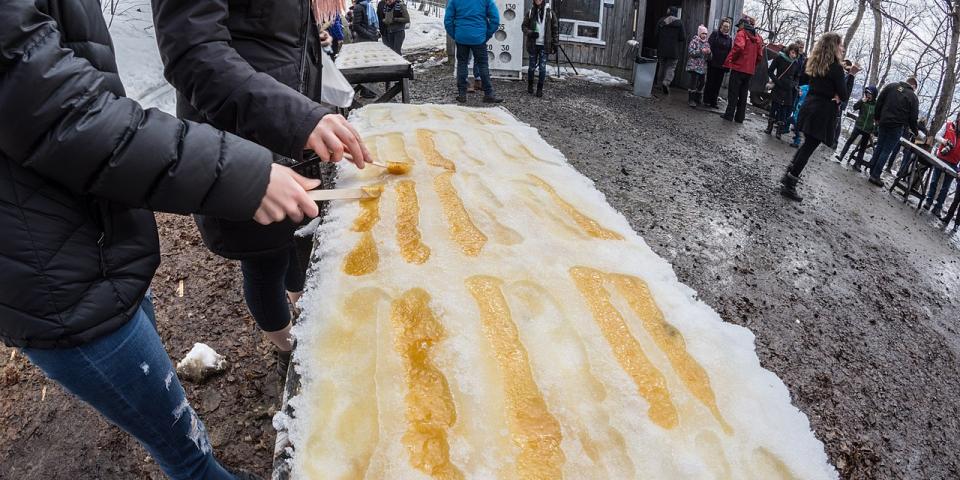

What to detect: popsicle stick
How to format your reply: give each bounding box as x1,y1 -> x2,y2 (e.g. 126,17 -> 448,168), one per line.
308,188 -> 378,201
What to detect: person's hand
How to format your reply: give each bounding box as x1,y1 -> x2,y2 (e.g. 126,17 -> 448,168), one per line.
253,164 -> 321,225
832,94 -> 841,104
305,114 -> 371,170
319,31 -> 332,48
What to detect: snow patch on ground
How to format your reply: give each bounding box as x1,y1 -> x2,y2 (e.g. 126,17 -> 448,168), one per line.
555,66 -> 629,86
403,7 -> 447,54
176,343 -> 227,383
104,5 -> 176,113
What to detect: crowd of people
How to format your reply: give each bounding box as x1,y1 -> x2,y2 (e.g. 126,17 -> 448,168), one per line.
655,12 -> 958,230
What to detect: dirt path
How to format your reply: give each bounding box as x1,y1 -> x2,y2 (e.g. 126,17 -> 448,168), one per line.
1,214 -> 280,478
3,62 -> 959,479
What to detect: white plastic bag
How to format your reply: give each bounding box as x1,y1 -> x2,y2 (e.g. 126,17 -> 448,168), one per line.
321,51 -> 354,108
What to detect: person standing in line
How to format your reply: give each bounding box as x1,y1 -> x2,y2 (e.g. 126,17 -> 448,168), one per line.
522,0 -> 560,98
2,1 -> 334,478
152,0 -> 372,385
866,77 -> 920,186
789,83 -> 810,148
925,113 -> 960,216
703,17 -> 733,109
655,7 -> 687,95
685,25 -> 712,107
446,0 -> 503,103
720,15 -> 764,123
779,32 -> 849,202
378,0 -> 410,55
836,86 -> 878,172
328,13 -> 346,56
765,42 -> 801,139
349,0 -> 381,42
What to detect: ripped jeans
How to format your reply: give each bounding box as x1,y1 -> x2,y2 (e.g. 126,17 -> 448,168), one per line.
24,294 -> 234,479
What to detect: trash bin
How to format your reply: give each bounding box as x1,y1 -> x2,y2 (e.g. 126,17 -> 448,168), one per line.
633,56 -> 657,98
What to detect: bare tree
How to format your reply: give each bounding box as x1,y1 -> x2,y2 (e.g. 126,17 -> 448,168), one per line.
844,0 -> 868,47
867,0 -> 883,86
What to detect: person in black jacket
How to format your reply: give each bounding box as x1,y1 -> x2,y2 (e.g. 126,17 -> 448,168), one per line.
780,32 -> 849,202
378,0 -> 411,54
1,1 -> 321,478
866,77 -> 921,185
521,0 -> 560,97
655,7 -> 687,95
703,17 -> 733,108
765,42 -> 801,139
152,0 -> 372,382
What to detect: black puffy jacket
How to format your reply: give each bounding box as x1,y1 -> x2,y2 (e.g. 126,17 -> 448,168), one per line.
0,0 -> 273,348
153,0 -> 334,259
875,81 -> 920,134
656,16 -> 687,59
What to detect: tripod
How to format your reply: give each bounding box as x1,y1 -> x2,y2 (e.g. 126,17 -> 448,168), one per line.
553,43 -> 578,77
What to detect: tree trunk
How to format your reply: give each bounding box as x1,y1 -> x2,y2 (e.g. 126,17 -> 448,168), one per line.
844,0 -> 867,47
929,5 -> 960,136
868,0 -> 882,86
824,0 -> 837,33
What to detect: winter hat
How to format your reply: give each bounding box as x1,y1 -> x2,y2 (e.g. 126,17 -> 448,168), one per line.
698,25 -> 709,36
864,86 -> 878,97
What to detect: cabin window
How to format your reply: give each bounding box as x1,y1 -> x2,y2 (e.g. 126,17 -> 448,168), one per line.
555,0 -> 606,44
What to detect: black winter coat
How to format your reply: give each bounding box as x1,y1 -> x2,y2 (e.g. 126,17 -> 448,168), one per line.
768,53 -> 799,105
153,0 -> 335,259
875,81 -> 920,134
378,0 -> 410,35
707,31 -> 732,69
656,16 -> 687,59
0,0 -> 273,348
797,62 -> 850,147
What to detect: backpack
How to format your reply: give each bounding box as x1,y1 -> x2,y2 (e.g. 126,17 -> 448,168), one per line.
350,2 -> 378,40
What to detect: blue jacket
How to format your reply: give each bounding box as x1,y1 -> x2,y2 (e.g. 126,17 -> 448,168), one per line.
445,0 -> 500,46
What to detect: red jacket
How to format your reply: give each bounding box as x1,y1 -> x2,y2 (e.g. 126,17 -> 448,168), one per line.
723,27 -> 764,75
937,121 -> 960,166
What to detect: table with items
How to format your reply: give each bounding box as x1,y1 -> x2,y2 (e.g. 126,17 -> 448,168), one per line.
334,42 -> 413,104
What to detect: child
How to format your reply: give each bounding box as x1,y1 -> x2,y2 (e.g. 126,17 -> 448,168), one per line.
685,25 -> 711,107
766,43 -> 801,139
789,84 -> 810,148
837,86 -> 878,172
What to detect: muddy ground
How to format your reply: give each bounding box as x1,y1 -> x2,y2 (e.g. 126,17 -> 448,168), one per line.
3,56 -> 960,479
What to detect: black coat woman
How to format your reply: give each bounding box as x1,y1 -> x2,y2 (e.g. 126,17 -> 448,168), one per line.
703,18 -> 733,108
780,32 -> 849,202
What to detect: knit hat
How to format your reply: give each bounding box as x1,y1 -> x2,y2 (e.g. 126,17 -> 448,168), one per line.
698,25 -> 708,36
738,14 -> 751,26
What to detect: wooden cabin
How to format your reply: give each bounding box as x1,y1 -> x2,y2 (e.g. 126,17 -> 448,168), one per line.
552,0 -> 744,77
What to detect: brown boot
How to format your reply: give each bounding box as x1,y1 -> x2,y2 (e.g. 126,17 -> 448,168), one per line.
467,79 -> 476,93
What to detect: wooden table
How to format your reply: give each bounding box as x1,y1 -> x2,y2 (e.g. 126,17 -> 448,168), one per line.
335,42 -> 413,105
889,138 -> 957,210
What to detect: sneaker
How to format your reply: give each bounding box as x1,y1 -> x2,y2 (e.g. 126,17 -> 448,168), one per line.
482,96 -> 503,104
456,95 -> 466,103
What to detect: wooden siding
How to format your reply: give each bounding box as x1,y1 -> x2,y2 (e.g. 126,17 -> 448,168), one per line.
541,0 -> 741,70
558,0 -> 643,70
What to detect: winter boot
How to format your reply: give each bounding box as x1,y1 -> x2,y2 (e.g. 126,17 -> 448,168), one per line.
688,91 -> 697,108
474,79 -> 482,92
764,118 -> 774,135
694,91 -> 703,106
779,172 -> 803,202
536,84 -> 543,98
527,77 -> 534,94
277,349 -> 292,395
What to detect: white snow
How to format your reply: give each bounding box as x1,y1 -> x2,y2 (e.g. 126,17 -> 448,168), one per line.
555,66 -> 629,86
104,5 -> 176,113
287,103 -> 838,479
176,342 -> 227,383
403,7 -> 447,54
139,362 -> 150,375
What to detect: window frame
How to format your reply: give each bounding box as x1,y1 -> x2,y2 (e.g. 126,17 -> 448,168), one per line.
555,0 -> 610,45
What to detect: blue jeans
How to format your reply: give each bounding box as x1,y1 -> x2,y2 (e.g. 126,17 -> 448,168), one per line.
926,165 -> 958,211
24,295 -> 234,480
457,43 -> 493,96
528,45 -> 547,86
467,49 -> 481,79
868,125 -> 905,180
